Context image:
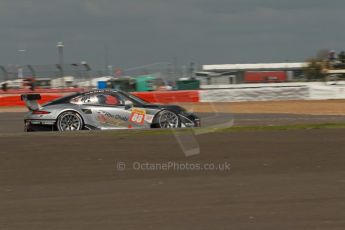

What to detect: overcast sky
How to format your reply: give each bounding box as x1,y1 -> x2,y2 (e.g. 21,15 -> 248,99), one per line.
0,0 -> 344,70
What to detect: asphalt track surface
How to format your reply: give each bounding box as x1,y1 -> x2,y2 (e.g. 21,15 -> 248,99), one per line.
1,112 -> 345,229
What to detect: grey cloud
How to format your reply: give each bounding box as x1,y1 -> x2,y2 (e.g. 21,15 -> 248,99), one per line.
0,0 -> 344,69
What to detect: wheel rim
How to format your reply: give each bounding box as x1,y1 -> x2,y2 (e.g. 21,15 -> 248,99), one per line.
58,112 -> 82,131
159,111 -> 179,128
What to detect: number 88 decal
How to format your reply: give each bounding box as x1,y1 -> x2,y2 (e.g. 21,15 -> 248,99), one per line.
130,109 -> 146,125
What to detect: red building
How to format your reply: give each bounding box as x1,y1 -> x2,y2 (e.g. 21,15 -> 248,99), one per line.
244,71 -> 287,83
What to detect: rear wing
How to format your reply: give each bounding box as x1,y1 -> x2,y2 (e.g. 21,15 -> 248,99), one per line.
21,94 -> 42,111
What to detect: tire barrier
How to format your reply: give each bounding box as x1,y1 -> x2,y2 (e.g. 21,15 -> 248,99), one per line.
0,90 -> 200,107
0,94 -> 63,107
199,86 -> 310,102
132,91 -> 199,103
1,84 -> 345,107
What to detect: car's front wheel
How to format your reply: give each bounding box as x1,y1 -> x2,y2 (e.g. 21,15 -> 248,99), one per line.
154,110 -> 181,128
56,111 -> 84,131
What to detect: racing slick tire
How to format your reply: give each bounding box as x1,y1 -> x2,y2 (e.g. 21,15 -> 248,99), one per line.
152,110 -> 181,128
56,111 -> 84,131
24,124 -> 33,132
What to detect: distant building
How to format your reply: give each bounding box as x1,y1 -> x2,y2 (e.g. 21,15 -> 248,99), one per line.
198,62 -> 307,84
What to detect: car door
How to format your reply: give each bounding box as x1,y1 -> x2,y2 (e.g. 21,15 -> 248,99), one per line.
80,92 -> 132,129
102,92 -> 155,129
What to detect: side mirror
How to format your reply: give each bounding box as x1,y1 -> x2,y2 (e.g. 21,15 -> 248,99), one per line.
124,100 -> 133,110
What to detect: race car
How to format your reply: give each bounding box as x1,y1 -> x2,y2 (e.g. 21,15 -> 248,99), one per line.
21,90 -> 201,132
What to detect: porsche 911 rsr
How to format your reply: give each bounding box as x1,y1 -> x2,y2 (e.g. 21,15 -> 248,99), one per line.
21,90 -> 200,132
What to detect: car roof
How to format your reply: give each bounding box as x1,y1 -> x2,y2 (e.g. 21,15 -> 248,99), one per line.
82,89 -> 121,95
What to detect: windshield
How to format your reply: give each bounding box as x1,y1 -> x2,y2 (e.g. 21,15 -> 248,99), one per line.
119,91 -> 150,105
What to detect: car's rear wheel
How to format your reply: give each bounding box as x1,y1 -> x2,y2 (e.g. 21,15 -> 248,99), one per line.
155,110 -> 181,128
57,111 -> 84,131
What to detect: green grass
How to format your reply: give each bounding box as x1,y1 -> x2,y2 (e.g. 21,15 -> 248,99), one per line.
219,123 -> 345,132
1,123 -> 345,138
85,123 -> 345,137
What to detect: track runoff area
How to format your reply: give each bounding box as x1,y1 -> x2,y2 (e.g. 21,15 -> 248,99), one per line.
1,98 -> 345,229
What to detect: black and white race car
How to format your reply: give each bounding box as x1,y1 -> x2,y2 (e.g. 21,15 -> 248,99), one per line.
21,90 -> 200,132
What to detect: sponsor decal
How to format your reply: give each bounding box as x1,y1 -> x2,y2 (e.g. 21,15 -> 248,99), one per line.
129,108 -> 146,125
144,114 -> 154,123
97,110 -> 128,126
80,96 -> 91,103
